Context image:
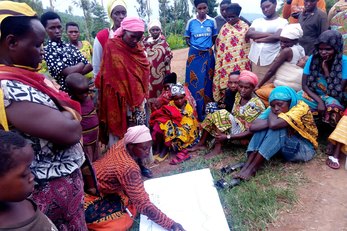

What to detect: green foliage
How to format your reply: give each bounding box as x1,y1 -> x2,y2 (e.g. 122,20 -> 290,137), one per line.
207,0 -> 218,17
166,34 -> 187,50
326,0 -> 336,13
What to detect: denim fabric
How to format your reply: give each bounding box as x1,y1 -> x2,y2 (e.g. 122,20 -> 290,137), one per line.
247,128 -> 315,161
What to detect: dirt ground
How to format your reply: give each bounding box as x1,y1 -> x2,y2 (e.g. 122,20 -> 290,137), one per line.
158,48 -> 347,231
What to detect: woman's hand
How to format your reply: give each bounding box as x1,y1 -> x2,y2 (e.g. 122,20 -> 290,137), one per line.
171,222 -> 185,231
215,133 -> 228,142
322,60 -> 330,77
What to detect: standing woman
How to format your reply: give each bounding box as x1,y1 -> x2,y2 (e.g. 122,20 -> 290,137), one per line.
246,0 -> 288,83
184,0 -> 218,121
213,3 -> 251,103
92,0 -> 127,78
143,19 -> 173,103
0,2 -> 86,230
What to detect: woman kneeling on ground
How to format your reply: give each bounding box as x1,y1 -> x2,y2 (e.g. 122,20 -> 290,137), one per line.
84,125 -> 185,231
234,86 -> 318,180
188,70 -> 265,158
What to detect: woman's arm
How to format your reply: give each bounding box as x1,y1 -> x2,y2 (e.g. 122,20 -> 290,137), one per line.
253,29 -> 283,43
212,35 -> 217,45
301,74 -> 325,113
249,118 -> 269,132
246,28 -> 272,40
257,48 -> 293,89
6,101 -> 82,146
268,110 -> 288,129
185,37 -> 191,47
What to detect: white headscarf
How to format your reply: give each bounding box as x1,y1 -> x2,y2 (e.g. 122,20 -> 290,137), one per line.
280,23 -> 303,40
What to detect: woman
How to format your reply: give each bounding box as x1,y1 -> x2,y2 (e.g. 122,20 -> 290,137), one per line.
298,30 -> 347,127
95,17 -> 150,146
0,2 -> 86,230
143,19 -> 173,102
92,0 -> 127,77
246,0 -> 288,83
213,3 -> 251,103
256,23 -> 305,106
234,86 -> 318,181
328,0 -> 347,55
150,84 -> 199,164
184,0 -> 218,121
188,71 -> 265,158
84,125 -> 185,231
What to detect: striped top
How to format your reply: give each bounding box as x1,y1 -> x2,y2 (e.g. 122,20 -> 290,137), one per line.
94,139 -> 174,229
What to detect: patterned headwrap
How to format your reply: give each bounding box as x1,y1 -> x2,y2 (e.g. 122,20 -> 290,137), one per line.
259,86 -> 299,119
124,125 -> 152,145
114,16 -> 145,36
308,30 -> 344,103
238,70 -> 258,87
0,1 -> 36,38
148,19 -> 162,33
171,83 -> 185,97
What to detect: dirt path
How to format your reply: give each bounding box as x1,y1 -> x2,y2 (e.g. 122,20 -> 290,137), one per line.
168,48 -> 347,231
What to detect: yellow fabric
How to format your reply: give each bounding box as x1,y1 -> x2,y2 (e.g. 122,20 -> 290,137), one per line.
0,1 -> 36,25
107,0 -> 127,18
278,101 -> 318,148
0,89 -> 8,131
79,41 -> 93,79
328,115 -> 347,154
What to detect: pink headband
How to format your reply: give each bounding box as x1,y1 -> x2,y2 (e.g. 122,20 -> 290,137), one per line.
115,16 -> 145,37
124,125 -> 152,145
238,70 -> 258,86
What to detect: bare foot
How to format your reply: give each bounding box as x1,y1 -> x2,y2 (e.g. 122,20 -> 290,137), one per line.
187,143 -> 206,152
326,143 -> 334,156
234,167 -> 256,181
204,142 -> 222,159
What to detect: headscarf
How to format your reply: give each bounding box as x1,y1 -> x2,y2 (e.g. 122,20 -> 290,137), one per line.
280,24 -> 303,40
171,83 -> 185,97
107,0 -> 127,18
0,1 -> 36,38
148,19 -> 162,33
124,125 -> 152,145
308,30 -> 344,103
114,16 -> 145,37
238,70 -> 258,87
259,86 -> 299,119
163,72 -> 177,84
194,0 -> 208,7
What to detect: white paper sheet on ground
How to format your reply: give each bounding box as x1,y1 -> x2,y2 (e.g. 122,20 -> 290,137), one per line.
139,168 -> 230,231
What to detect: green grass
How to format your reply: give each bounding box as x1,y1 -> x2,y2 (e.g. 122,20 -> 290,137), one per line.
130,142 -> 327,231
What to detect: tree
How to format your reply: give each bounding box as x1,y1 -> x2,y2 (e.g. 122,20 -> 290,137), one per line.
136,0 -> 151,23
13,0 -> 44,15
73,0 -> 92,41
90,0 -> 108,38
159,0 -> 170,35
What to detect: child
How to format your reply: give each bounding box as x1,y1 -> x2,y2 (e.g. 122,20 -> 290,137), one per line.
0,130 -> 58,230
65,73 -> 99,162
150,83 -> 199,164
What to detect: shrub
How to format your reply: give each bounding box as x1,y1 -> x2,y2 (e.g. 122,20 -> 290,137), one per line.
166,34 -> 187,50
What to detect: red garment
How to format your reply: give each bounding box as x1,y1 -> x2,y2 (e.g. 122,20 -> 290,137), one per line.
96,36 -> 150,139
96,28 -> 109,49
0,65 -> 81,113
149,105 -> 182,127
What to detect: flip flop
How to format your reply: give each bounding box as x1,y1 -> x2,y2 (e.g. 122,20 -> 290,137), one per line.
169,152 -> 191,165
326,156 -> 340,169
220,162 -> 245,175
215,178 -> 241,189
154,152 -> 170,163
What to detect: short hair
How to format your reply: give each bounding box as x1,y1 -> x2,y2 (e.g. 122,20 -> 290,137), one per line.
65,73 -> 89,93
0,16 -> 38,41
194,0 -> 208,7
261,0 -> 277,4
226,3 -> 242,16
66,21 -> 79,31
0,130 -> 27,176
40,11 -> 61,28
230,70 -> 241,76
220,0 -> 232,6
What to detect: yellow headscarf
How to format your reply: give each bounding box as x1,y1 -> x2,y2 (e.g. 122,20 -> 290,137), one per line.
0,1 -> 36,25
107,0 -> 127,18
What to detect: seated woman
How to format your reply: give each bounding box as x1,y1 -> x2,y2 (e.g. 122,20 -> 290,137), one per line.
188,70 -> 265,158
234,86 -> 318,180
298,30 -> 347,127
326,109 -> 347,169
205,71 -> 240,114
256,23 -> 305,106
84,125 -> 185,231
150,84 -> 199,164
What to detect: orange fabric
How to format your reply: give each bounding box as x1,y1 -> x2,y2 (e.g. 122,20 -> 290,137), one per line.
284,0 -> 326,23
95,36 -> 150,139
93,139 -> 175,230
255,83 -> 275,107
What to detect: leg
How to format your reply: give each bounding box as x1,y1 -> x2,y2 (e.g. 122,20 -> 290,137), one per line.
205,141 -> 222,159
187,129 -> 209,152
235,152 -> 265,180
326,142 -> 342,169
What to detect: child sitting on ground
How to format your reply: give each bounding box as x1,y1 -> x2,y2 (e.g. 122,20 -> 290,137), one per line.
150,83 -> 199,164
66,73 -> 99,162
0,130 -> 58,230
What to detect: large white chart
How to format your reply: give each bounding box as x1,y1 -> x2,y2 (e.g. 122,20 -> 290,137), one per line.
139,168 -> 230,231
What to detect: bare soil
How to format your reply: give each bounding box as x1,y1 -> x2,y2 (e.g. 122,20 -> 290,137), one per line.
154,48 -> 347,231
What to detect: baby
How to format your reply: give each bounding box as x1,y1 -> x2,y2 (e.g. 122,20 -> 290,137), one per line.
0,130 -> 57,230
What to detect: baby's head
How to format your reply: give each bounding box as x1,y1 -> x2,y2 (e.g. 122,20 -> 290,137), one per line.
227,70 -> 240,92
297,55 -> 309,68
0,131 -> 34,202
65,73 -> 89,102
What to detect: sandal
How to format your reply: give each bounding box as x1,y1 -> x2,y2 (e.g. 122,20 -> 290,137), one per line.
154,152 -> 170,163
326,156 -> 340,169
170,151 -> 191,165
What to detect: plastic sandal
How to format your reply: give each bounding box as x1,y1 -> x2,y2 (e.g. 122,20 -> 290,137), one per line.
326,156 -> 340,169
169,152 -> 191,165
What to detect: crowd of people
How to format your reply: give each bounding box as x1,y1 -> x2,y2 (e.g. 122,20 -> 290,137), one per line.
0,0 -> 347,230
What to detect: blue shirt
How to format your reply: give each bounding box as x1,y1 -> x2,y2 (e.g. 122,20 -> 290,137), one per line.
184,16 -> 217,50
303,55 -> 347,79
